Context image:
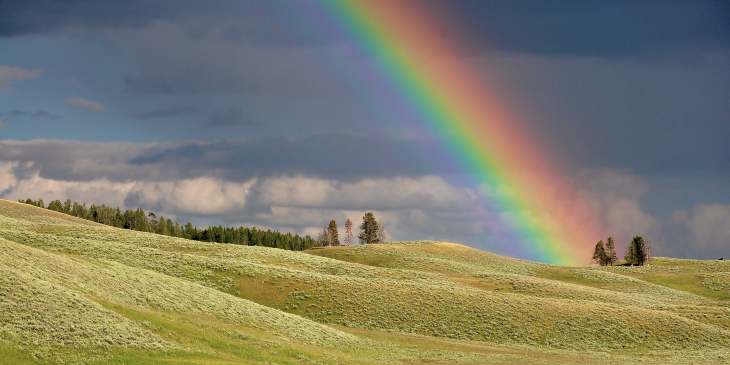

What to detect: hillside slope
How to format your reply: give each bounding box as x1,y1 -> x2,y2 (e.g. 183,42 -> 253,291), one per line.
1,199 -> 729,364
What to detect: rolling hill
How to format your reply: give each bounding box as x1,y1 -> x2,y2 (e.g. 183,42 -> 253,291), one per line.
1,199 -> 729,364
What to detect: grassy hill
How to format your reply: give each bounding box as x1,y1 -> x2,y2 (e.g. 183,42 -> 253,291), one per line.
1,199 -> 729,364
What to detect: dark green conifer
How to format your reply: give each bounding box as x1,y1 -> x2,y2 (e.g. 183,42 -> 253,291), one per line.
592,240 -> 608,266
605,236 -> 618,266
327,219 -> 340,246
358,212 -> 380,244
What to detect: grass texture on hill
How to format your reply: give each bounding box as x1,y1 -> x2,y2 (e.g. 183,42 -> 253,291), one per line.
1,199 -> 729,364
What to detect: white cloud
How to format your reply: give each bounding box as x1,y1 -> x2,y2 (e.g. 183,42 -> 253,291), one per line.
3,171 -> 135,208
65,97 -> 105,112
0,162 -> 483,242
255,175 -> 477,210
0,65 -> 41,89
127,178 -> 254,215
248,175 -> 485,242
1,171 -> 253,217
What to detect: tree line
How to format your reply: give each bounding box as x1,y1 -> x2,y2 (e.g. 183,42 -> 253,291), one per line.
592,235 -> 650,266
19,198 -> 318,251
317,212 -> 386,246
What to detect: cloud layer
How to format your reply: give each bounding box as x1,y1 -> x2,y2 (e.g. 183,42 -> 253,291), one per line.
1,139 -> 725,259
0,157 -> 482,245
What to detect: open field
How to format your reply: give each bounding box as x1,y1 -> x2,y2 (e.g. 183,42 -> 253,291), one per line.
1,199 -> 729,364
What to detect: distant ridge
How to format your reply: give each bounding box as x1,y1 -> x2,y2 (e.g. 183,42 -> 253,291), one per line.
16,197 -> 318,250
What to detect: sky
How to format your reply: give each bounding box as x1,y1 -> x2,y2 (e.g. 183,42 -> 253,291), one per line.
1,0 -> 728,261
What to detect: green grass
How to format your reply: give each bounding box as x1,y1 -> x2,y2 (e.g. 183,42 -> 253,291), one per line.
1,199 -> 730,364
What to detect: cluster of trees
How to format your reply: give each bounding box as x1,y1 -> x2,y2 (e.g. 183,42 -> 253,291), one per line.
20,198 -> 318,251
624,236 -> 651,266
592,235 -> 650,266
317,212 -> 385,246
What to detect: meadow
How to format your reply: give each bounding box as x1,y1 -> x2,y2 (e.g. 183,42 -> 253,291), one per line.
1,199 -> 729,364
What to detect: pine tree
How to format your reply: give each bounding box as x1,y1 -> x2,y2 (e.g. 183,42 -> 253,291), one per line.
344,218 -> 353,245
592,240 -> 608,266
625,240 -> 636,265
605,236 -> 618,266
625,236 -> 649,266
633,236 -> 648,266
327,219 -> 340,246
358,212 -> 380,244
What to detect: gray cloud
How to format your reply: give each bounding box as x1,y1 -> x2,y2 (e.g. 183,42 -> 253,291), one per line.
130,106 -> 197,120
0,140 -> 165,182
127,135 -> 458,180
673,204 -> 730,259
0,137 -> 455,182
65,97 -> 105,112
438,0 -> 730,57
208,107 -> 256,127
119,20 -> 349,96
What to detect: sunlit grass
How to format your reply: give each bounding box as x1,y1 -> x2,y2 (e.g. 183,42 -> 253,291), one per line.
2,199 -> 730,364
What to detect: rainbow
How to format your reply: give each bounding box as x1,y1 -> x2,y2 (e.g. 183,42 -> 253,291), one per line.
323,0 -> 604,265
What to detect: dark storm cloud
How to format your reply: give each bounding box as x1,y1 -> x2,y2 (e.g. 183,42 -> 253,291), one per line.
1,1 -> 726,176
130,106 -> 197,120
0,0 -> 191,36
3,0 -> 726,57
433,0 -> 730,56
